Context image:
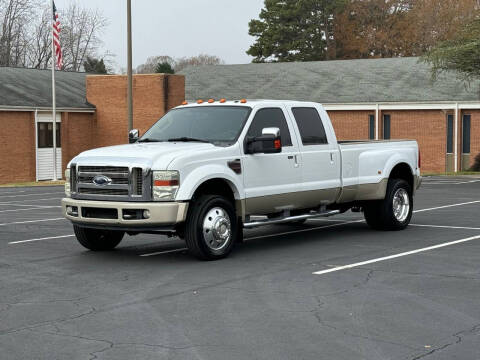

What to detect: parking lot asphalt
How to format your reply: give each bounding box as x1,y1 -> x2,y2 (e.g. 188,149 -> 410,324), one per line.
0,176 -> 479,360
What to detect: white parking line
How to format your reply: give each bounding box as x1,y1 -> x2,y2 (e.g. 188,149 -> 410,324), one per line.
0,192 -> 63,199
0,202 -> 50,208
422,180 -> 480,185
0,218 -> 65,226
8,234 -> 74,244
313,235 -> 480,275
413,200 -> 480,213
140,248 -> 188,257
0,206 -> 61,213
410,224 -> 480,231
3,197 -> 63,203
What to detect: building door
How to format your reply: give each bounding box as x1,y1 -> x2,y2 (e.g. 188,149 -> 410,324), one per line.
462,114 -> 471,171
36,112 -> 62,180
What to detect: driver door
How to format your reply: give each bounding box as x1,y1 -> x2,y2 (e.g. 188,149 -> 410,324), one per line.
242,106 -> 302,215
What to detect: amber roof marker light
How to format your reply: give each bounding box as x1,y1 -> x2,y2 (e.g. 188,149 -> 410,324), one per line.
219,98 -> 226,103
240,99 -> 247,103
197,99 -> 204,104
182,101 -> 188,105
208,99 -> 215,103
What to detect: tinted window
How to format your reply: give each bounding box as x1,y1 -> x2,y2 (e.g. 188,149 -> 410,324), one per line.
246,108 -> 292,146
140,106 -> 251,145
463,114 -> 471,154
447,114 -> 454,154
383,114 -> 391,140
37,122 -> 61,148
292,107 -> 328,145
369,114 -> 375,140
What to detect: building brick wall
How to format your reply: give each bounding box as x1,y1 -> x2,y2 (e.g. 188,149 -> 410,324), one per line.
328,110 -> 373,140
86,74 -> 185,148
383,110 -> 446,173
61,112 -> 95,173
0,111 -> 36,183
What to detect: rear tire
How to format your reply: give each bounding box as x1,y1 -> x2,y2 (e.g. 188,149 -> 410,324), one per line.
73,225 -> 124,251
364,178 -> 413,231
185,195 -> 238,260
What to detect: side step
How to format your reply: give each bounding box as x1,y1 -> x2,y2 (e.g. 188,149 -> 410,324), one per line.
243,209 -> 341,229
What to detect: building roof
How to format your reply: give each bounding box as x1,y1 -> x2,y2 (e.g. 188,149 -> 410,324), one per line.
0,67 -> 94,110
180,57 -> 480,104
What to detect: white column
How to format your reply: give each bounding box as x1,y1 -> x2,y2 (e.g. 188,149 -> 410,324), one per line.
454,102 -> 459,173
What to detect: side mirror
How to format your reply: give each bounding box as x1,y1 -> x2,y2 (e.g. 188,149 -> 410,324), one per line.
246,127 -> 282,154
129,129 -> 139,144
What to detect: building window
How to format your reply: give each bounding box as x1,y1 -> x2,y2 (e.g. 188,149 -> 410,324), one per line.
369,114 -> 375,140
37,122 -> 61,148
291,107 -> 328,145
463,114 -> 471,154
247,108 -> 292,146
446,114 -> 454,154
383,114 -> 391,140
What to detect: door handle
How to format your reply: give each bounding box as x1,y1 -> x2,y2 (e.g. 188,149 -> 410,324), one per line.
294,154 -> 300,168
330,152 -> 334,163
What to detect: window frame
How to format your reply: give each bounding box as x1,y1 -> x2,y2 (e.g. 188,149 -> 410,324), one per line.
37,122 -> 61,148
244,107 -> 294,148
462,114 -> 471,154
369,114 -> 375,140
291,107 -> 329,146
446,114 -> 454,154
383,114 -> 391,140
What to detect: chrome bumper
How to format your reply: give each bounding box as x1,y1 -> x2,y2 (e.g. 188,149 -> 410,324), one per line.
62,198 -> 188,227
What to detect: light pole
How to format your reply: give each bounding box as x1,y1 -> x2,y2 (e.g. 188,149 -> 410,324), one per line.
127,0 -> 133,134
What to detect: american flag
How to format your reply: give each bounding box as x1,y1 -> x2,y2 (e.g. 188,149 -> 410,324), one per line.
52,1 -> 63,69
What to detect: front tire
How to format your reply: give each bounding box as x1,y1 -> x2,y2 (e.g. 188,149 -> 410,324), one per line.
364,179 -> 413,231
73,225 -> 124,251
185,195 -> 238,260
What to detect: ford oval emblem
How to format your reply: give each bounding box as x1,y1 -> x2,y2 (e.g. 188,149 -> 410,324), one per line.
92,175 -> 112,186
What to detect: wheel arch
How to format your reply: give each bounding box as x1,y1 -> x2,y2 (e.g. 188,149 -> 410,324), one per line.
388,162 -> 414,190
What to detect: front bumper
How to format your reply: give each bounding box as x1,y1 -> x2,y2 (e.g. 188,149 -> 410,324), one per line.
62,198 -> 189,229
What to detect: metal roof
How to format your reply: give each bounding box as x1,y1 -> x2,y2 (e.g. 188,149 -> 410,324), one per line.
180,57 -> 480,104
0,67 -> 94,110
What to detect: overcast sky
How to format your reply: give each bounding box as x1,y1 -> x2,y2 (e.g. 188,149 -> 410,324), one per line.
55,0 -> 264,71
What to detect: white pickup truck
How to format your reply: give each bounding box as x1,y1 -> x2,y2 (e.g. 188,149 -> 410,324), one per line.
62,100 -> 421,260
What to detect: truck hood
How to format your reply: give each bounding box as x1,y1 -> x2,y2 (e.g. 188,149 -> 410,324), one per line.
71,142 -> 215,169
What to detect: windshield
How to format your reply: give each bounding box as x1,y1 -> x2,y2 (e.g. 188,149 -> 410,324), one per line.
139,106 -> 252,145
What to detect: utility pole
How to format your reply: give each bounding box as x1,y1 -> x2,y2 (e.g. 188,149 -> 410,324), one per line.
127,0 -> 133,133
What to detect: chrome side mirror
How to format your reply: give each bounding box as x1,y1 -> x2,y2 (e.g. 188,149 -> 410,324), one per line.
129,129 -> 139,144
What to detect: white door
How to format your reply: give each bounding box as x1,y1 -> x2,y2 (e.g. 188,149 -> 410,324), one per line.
36,113 -> 62,180
287,105 -> 341,205
242,106 -> 302,214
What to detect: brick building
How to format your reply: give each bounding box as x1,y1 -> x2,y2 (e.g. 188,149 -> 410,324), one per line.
180,57 -> 480,173
1,57 -> 479,185
0,67 -> 184,184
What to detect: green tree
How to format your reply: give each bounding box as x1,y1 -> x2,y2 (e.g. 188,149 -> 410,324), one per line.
422,18 -> 480,81
83,56 -> 108,74
246,0 -> 346,62
155,61 -> 175,74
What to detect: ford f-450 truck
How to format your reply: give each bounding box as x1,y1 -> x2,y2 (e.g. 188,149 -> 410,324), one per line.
62,100 -> 421,260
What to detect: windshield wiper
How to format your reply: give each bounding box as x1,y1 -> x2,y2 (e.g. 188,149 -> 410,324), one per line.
137,138 -> 161,143
167,137 -> 210,143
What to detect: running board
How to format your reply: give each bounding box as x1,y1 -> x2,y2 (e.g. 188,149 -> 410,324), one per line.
243,210 -> 341,228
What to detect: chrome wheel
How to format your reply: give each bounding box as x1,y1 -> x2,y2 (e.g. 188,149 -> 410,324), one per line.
202,207 -> 231,251
392,188 -> 410,222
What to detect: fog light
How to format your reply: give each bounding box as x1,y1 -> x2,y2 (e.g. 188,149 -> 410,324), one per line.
143,210 -> 150,219
66,206 -> 78,217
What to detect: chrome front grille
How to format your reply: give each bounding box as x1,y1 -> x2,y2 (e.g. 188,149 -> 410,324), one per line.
71,164 -> 150,201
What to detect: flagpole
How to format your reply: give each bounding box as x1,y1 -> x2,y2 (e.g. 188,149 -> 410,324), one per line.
51,0 -> 57,181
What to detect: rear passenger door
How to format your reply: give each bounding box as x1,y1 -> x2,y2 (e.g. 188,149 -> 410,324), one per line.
287,105 -> 341,205
242,106 -> 302,214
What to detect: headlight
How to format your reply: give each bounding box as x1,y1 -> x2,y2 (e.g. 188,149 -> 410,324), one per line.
152,171 -> 179,201
65,168 -> 71,197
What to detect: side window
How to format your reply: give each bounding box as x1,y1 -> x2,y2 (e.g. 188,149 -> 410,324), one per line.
291,107 -> 328,145
246,108 -> 292,146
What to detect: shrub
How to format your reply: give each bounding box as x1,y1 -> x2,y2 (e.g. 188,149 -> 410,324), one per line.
470,153 -> 480,171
